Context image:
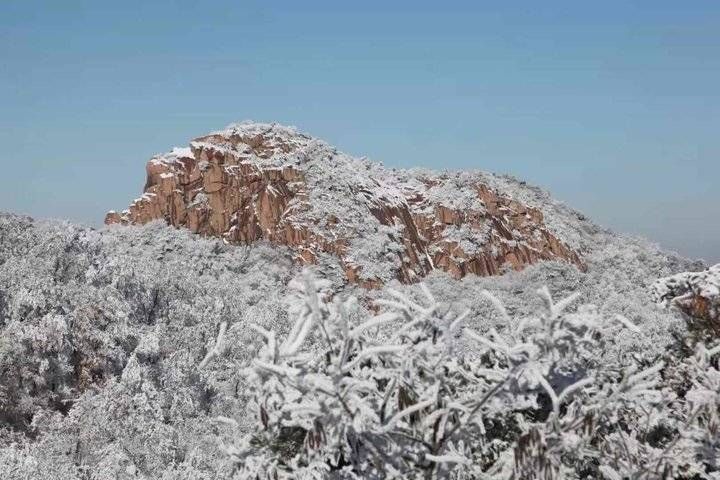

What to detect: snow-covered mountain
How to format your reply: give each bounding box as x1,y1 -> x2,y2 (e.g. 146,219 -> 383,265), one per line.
0,123 -> 716,479
106,122 -> 585,286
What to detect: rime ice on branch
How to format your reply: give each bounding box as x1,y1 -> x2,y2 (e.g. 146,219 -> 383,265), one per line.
220,274 -> 720,479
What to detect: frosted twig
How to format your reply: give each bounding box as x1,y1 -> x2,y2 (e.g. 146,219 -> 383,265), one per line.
425,454 -> 471,465
614,315 -> 641,333
199,321 -> 227,369
350,312 -> 398,338
463,329 -> 510,356
382,398 -> 435,432
341,345 -> 406,373
481,290 -> 511,323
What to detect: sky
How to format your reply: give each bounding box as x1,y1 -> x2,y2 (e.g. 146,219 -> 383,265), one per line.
1,1 -> 718,263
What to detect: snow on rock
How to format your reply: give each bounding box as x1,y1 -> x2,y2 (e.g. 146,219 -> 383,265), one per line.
106,121 -> 585,286
652,264 -> 720,324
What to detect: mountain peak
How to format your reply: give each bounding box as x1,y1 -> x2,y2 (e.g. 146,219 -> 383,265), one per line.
107,123 -> 584,286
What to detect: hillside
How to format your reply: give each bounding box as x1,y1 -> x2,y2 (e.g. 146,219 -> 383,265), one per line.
106,122 -> 585,286
0,123 -> 716,479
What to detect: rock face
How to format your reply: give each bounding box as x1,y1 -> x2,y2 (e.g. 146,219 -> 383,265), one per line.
106,122 -> 584,286
652,264 -> 720,325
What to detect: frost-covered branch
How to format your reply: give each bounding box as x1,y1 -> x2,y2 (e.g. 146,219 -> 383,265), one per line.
221,273 -> 720,479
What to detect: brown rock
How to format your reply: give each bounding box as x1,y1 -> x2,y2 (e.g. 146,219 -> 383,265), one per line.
652,264 -> 720,326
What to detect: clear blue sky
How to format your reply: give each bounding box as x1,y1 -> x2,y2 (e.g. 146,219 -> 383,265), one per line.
1,1 -> 718,263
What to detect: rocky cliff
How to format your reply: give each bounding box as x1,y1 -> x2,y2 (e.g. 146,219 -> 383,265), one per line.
652,264 -> 720,326
106,122 -> 584,286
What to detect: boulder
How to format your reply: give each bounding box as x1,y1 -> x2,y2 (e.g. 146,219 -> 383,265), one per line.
652,264 -> 720,325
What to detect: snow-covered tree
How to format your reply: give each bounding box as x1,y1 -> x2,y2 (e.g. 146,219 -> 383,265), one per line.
224,274 -> 720,479
0,213 -> 715,479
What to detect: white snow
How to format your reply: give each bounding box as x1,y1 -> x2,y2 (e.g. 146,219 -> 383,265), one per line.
652,263 -> 720,308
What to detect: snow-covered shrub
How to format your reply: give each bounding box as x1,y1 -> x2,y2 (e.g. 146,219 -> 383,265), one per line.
224,275 -> 720,479
652,264 -> 720,333
0,213 -> 714,479
0,215 -> 299,477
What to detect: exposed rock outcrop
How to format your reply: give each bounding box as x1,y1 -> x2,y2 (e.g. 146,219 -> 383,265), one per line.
106,122 -> 584,285
652,264 -> 720,325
